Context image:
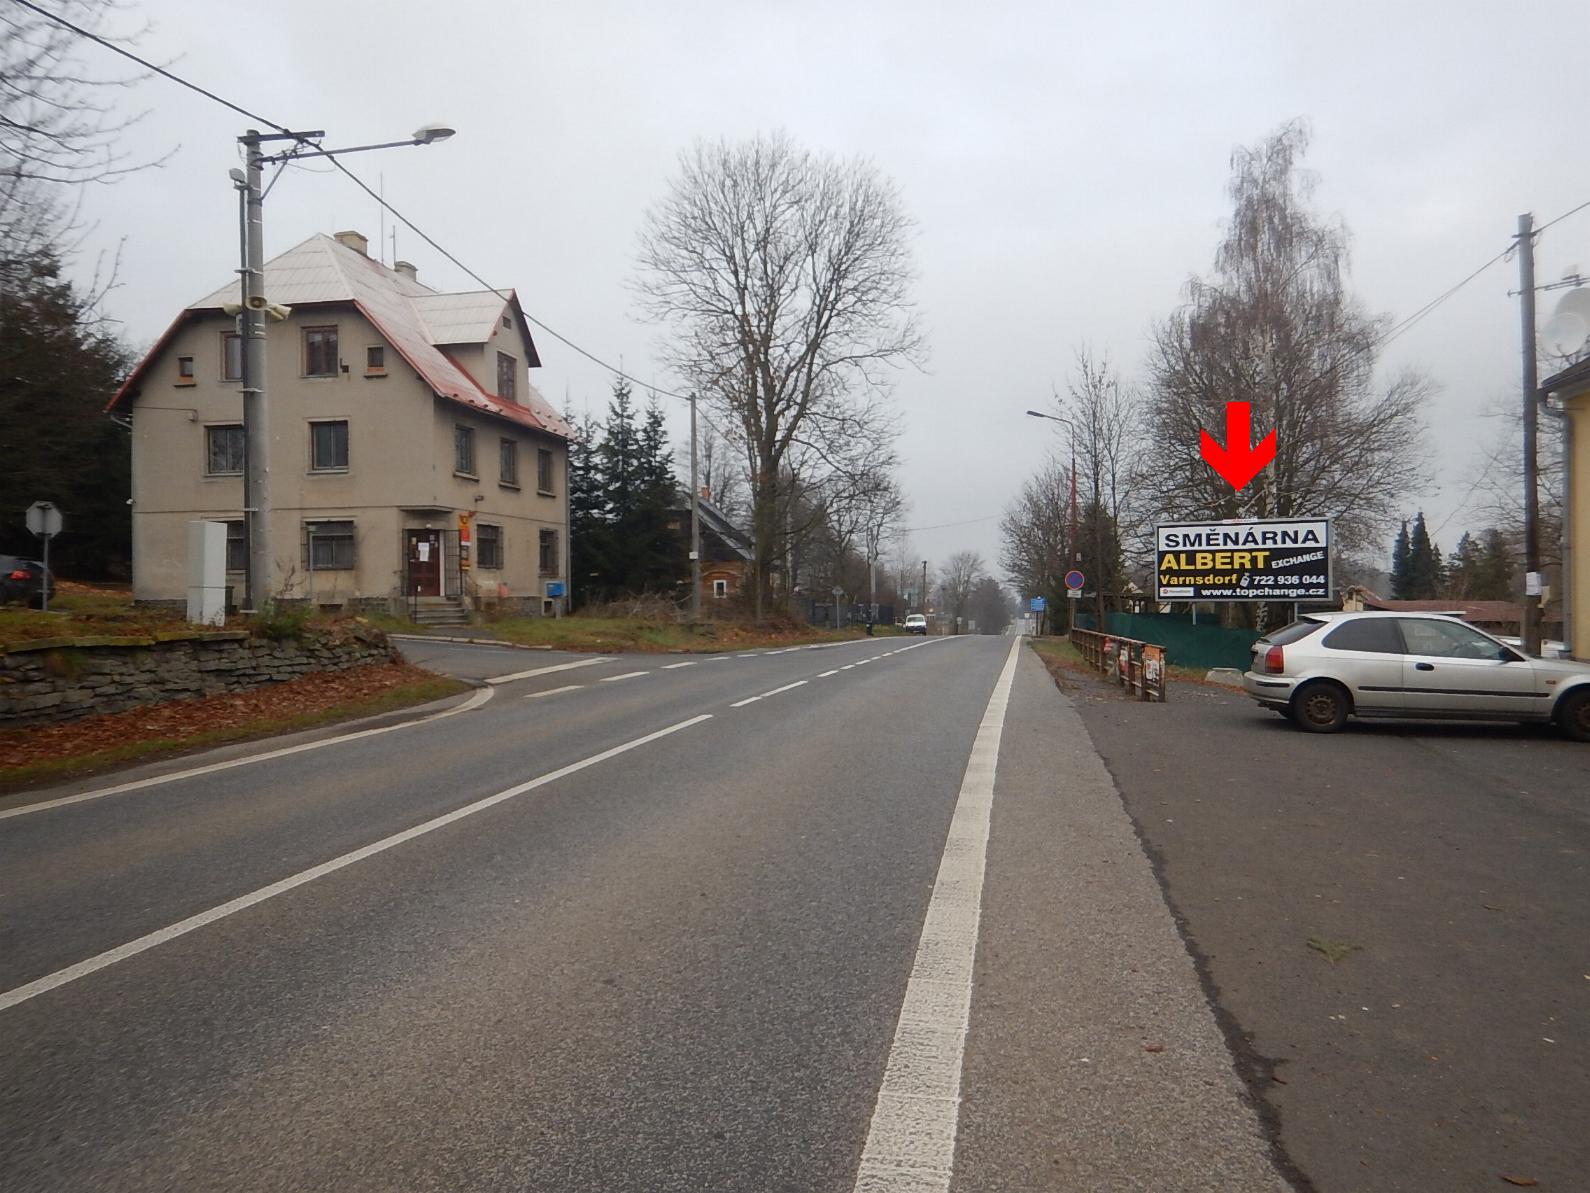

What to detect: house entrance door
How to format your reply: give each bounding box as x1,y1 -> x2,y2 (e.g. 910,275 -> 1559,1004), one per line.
406,529 -> 443,597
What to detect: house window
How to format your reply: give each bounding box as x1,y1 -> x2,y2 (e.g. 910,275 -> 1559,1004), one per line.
365,345 -> 385,373
538,528 -> 557,577
225,521 -> 246,572
222,333 -> 242,381
454,424 -> 477,476
713,579 -> 728,599
501,314 -> 511,330
177,355 -> 195,384
304,326 -> 339,377
537,448 -> 554,493
305,520 -> 355,570
499,438 -> 519,487
477,524 -> 502,569
206,424 -> 245,475
497,352 -> 516,401
310,420 -> 349,471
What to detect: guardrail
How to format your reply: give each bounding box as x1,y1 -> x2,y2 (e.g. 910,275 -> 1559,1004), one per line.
1069,627 -> 1168,702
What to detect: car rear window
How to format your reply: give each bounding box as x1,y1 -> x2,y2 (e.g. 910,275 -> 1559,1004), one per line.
1261,619 -> 1325,646
1322,618 -> 1404,654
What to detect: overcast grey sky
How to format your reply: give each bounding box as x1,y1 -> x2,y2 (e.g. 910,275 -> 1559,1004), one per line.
72,0 -> 1590,584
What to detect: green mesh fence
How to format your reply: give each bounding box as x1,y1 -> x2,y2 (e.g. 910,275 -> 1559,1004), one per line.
1073,611 -> 1260,671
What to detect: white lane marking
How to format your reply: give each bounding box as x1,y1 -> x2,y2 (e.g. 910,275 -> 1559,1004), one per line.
600,671 -> 649,683
0,686 -> 496,823
851,636 -> 1022,1193
484,656 -> 614,686
523,685 -> 583,700
709,656 -> 731,661
819,669 -> 840,678
0,714 -> 714,1014
841,665 -> 856,671
662,661 -> 698,670
729,679 -> 809,708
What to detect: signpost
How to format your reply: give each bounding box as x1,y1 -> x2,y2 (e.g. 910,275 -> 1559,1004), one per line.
1154,518 -> 1331,603
25,501 -> 62,613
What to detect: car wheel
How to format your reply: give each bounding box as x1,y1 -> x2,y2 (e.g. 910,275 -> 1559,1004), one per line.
1558,690 -> 1590,743
1291,682 -> 1350,733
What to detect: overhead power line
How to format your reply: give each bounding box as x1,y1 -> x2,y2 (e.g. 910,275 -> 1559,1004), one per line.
12,0 -> 697,407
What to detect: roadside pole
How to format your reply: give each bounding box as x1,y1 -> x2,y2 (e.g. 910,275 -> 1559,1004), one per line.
1518,212 -> 1542,655
689,392 -> 701,622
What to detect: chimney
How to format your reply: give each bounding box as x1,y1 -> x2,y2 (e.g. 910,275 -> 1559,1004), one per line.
394,260 -> 418,281
333,230 -> 369,256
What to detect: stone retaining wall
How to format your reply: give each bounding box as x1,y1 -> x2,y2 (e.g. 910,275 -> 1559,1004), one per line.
0,627 -> 396,727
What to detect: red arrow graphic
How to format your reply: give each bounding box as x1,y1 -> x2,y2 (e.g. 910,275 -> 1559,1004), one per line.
1200,401 -> 1276,491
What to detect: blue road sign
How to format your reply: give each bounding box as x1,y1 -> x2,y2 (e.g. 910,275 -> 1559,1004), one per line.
1064,569 -> 1086,591
1029,596 -> 1046,612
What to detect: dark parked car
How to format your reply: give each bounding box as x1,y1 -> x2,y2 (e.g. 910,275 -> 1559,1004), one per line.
0,555 -> 54,608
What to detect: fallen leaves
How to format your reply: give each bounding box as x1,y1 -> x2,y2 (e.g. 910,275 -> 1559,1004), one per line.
0,662 -> 461,785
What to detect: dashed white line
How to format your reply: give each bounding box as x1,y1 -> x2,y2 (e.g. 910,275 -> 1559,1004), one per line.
523,685 -> 584,699
730,679 -> 809,708
851,637 -> 1021,1192
662,661 -> 698,670
819,669 -> 840,678
600,671 -> 649,683
485,656 -> 614,686
0,714 -> 715,1014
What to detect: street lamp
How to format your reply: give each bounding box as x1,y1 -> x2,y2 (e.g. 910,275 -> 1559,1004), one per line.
233,125 -> 454,612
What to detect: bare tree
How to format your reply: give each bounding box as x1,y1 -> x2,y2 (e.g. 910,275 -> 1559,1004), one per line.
2,1 -> 168,318
968,576 -> 1012,635
938,551 -> 985,634
1139,121 -> 1429,625
999,451 -> 1072,608
635,131 -> 923,618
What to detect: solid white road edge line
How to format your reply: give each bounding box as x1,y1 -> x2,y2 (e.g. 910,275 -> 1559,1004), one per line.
484,656 -> 615,686
0,713 -> 715,1014
523,685 -> 584,700
850,635 -> 1022,1193
0,685 -> 497,824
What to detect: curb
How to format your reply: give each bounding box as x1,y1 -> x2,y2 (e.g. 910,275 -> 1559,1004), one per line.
388,634 -> 553,651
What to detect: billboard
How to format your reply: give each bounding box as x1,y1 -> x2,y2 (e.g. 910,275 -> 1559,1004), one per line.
1155,518 -> 1331,602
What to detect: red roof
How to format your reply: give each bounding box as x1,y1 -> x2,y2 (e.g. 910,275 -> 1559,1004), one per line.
110,234 -> 568,440
1353,591 -> 1522,624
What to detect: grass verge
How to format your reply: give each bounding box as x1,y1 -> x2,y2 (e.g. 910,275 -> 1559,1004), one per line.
0,669 -> 468,794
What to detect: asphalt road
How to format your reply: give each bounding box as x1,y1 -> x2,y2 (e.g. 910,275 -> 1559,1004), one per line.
0,636 -> 1282,1192
1062,666 -> 1590,1192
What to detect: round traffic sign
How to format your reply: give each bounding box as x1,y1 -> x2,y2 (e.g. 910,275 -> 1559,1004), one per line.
1063,568 -> 1085,591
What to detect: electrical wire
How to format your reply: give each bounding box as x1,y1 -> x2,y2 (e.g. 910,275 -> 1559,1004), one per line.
13,0 -> 696,406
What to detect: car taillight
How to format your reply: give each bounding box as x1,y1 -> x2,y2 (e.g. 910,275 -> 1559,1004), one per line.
1264,644 -> 1285,674
7,569 -> 29,581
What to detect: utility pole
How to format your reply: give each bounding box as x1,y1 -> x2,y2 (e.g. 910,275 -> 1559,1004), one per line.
239,131 -> 271,614
688,392 -> 701,622
921,560 -> 928,615
1518,213 -> 1542,655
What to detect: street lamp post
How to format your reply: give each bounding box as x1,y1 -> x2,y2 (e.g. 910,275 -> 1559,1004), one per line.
233,124 -> 455,612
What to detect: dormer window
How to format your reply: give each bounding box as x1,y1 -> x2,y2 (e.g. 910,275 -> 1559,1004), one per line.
497,351 -> 516,402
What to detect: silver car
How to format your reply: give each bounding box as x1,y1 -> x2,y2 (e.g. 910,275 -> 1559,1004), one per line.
1242,611 -> 1590,740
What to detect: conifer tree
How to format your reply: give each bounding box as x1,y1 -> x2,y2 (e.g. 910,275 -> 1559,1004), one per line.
565,408 -> 606,608
1405,512 -> 1442,599
1389,520 -> 1411,598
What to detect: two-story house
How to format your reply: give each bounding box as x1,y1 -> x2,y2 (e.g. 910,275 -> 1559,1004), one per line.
110,231 -> 570,617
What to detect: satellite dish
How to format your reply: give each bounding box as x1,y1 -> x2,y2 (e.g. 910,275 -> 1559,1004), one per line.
1542,288 -> 1590,361
1540,311 -> 1589,358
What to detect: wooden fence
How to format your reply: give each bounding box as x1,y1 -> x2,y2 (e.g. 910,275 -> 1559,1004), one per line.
1069,628 -> 1168,702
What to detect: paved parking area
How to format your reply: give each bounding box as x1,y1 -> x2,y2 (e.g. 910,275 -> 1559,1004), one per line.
1056,664 -> 1590,1192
